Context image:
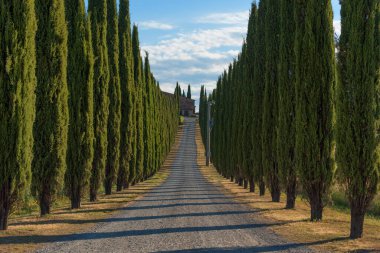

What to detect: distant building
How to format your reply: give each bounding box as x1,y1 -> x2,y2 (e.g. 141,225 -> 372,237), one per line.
162,92 -> 196,117
179,96 -> 196,117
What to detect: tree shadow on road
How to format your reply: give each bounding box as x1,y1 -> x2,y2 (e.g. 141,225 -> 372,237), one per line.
0,221 -> 315,245
154,237 -> 349,253
9,210 -> 263,226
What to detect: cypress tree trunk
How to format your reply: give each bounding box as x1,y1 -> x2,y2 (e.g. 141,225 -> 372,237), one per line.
285,177 -> 296,209
33,0 -> 69,216
249,177 -> 255,193
105,0 -> 121,196
262,0 -> 281,203
65,0 -> 94,210
295,0 -> 335,221
259,180 -> 265,196
89,0 -> 110,202
70,182 -> 81,209
39,185 -> 51,216
0,0 -> 37,229
0,179 -> 11,230
336,0 -> 379,238
243,179 -> 248,189
350,207 -> 365,239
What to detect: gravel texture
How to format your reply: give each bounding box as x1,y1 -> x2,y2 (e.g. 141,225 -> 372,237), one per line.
37,118 -> 314,253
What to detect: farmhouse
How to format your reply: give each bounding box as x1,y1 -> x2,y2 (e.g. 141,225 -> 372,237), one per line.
163,92 -> 196,117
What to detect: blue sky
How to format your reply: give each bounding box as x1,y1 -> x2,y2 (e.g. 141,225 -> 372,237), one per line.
86,0 -> 341,109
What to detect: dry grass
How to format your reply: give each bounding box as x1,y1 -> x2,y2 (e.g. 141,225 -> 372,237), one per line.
194,123 -> 380,253
0,126 -> 184,253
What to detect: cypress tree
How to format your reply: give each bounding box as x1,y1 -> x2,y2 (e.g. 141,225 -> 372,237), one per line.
182,90 -> 186,97
33,0 -> 69,216
336,0 -> 379,238
65,0 -> 94,209
0,0 -> 37,230
117,0 -> 134,191
89,0 -> 110,201
104,0 -> 121,195
144,53 -> 153,179
295,0 -> 335,221
251,0 -> 266,196
262,0 -> 281,202
187,85 -> 192,99
132,25 -> 144,183
244,3 -> 258,192
277,0 -> 297,209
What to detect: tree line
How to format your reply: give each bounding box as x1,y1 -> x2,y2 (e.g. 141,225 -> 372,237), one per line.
0,0 -> 179,230
174,82 -> 192,99
200,0 -> 379,239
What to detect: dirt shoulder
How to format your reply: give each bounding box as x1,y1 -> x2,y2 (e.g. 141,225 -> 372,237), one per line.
194,123 -> 380,253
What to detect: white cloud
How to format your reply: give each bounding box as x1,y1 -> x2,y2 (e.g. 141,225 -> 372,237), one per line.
197,11 -> 249,25
142,26 -> 245,64
138,21 -> 175,30
333,20 -> 341,36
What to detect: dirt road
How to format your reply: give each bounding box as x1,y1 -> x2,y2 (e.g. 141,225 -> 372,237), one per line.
37,118 -> 312,253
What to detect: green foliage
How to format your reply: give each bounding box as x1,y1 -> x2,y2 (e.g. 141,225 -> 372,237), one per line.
117,0 -> 134,191
105,0 -> 121,195
261,0 -> 281,202
132,25 -> 145,182
89,0 -> 110,201
336,0 -> 379,238
0,0 -> 37,230
143,53 -> 153,179
294,0 -> 335,221
277,0 -> 297,208
33,0 -> 69,215
251,1 -> 267,195
65,0 -> 95,208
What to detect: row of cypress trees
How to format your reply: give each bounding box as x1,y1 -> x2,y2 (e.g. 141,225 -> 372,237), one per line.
203,0 -> 379,239
174,83 -> 192,99
0,0 -> 179,230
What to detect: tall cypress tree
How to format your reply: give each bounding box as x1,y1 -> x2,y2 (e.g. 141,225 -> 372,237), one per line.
295,0 -> 335,221
245,3 -> 258,192
65,0 -> 94,209
144,53 -> 153,179
132,25 -> 144,183
33,0 -> 69,216
262,0 -> 281,202
277,0 -> 297,209
0,0 -> 37,230
104,0 -> 121,195
117,0 -> 134,191
187,85 -> 192,99
251,0 -> 266,196
89,0 -> 109,201
336,0 -> 379,239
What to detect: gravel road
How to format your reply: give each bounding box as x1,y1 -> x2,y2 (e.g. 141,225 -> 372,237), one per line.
37,118 -> 313,253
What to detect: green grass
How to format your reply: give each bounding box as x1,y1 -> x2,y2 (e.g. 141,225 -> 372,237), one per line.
331,189 -> 380,218
179,116 -> 185,125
